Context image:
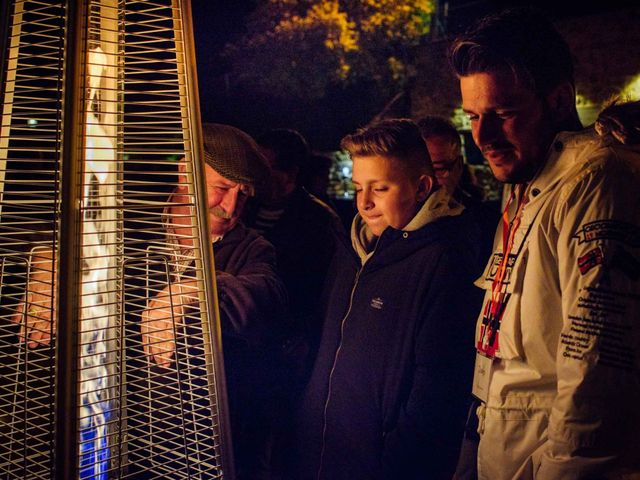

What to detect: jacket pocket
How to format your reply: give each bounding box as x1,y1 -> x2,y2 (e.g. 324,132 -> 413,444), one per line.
478,399 -> 549,480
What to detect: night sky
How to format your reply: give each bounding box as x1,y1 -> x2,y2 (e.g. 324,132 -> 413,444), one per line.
190,0 -> 635,148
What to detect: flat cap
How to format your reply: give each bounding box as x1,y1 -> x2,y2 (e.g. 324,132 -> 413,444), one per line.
201,123 -> 270,195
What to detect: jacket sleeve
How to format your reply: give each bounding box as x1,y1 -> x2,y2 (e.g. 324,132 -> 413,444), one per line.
215,236 -> 289,346
536,150 -> 640,479
382,246 -> 481,479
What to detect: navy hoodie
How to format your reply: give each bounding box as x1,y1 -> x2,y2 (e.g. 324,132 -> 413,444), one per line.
290,189 -> 482,479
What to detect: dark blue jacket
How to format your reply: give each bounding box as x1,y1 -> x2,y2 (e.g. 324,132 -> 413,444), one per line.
291,212 -> 481,480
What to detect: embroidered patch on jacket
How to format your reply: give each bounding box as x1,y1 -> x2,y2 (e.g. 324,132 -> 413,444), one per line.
572,220 -> 640,247
578,247 -> 604,275
370,297 -> 384,310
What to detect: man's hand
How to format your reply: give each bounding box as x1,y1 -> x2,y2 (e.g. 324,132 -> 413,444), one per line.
141,281 -> 197,368
10,249 -> 55,349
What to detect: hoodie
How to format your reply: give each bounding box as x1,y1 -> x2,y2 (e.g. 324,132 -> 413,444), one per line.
290,187 -> 482,480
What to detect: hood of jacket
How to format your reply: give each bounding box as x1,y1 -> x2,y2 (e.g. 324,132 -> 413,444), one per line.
350,186 -> 464,264
594,99 -> 640,145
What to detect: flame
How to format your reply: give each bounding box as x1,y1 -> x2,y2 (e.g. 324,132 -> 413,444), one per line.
79,46 -> 115,480
85,47 -> 113,189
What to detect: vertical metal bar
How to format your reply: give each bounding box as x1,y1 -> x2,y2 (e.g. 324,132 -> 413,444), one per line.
0,0 -> 25,216
117,266 -> 126,479
56,0 -> 87,478
167,278 -> 195,480
0,0 -> 9,82
175,0 -> 236,477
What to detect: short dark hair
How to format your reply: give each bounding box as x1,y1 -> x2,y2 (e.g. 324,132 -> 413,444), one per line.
416,116 -> 461,150
449,7 -> 574,96
340,119 -> 433,177
256,128 -> 310,172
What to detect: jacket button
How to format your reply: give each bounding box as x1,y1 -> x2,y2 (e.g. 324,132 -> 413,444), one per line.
402,232 -> 409,239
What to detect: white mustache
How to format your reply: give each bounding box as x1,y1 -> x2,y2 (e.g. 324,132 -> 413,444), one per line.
210,206 -> 231,219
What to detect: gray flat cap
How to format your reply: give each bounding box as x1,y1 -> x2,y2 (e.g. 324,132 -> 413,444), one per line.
201,123 -> 270,195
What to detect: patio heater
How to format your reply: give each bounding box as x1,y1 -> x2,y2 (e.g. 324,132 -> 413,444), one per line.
0,0 -> 234,479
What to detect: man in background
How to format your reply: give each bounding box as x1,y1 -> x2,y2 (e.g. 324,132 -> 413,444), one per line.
417,115 -> 482,205
418,115 -> 496,268
244,128 -> 345,371
242,128 -> 345,476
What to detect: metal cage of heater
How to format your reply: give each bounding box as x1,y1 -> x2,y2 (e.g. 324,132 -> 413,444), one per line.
0,0 -> 234,478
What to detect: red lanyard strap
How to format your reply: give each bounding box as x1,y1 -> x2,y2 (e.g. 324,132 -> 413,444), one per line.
478,186 -> 528,356
492,186 -> 527,298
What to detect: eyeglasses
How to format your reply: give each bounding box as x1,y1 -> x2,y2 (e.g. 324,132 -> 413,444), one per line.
433,156 -> 463,177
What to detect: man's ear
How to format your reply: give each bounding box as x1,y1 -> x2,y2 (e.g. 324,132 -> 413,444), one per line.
415,174 -> 433,203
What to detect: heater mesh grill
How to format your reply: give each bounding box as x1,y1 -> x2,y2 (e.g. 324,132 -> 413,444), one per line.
0,1 -> 232,478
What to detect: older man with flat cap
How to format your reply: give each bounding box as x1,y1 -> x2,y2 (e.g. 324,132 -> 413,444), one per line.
142,123 -> 289,479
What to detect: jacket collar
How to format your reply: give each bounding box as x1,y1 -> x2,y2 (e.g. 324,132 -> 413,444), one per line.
527,129 -> 594,195
500,129 -> 596,229
350,187 -> 464,264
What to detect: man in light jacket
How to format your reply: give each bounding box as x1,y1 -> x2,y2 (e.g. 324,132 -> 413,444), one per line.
450,7 -> 640,479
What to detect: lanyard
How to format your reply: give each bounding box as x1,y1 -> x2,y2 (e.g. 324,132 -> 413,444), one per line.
478,185 -> 528,356
493,186 -> 527,304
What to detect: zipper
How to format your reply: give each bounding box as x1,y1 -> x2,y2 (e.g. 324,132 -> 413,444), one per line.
316,236 -> 380,480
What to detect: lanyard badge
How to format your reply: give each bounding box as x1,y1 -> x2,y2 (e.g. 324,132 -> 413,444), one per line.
476,186 -> 527,358
473,186 -> 531,401
477,291 -> 511,357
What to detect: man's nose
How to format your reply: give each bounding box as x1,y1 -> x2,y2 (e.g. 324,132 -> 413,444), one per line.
474,115 -> 500,147
358,189 -> 373,211
219,186 -> 240,215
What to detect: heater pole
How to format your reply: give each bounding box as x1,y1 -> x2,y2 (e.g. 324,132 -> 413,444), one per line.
176,0 -> 237,476
56,0 -> 87,478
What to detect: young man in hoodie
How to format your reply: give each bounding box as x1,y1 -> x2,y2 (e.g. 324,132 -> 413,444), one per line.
288,119 -> 481,479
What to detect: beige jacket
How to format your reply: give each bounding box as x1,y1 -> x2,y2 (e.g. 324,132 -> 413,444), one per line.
474,127 -> 640,479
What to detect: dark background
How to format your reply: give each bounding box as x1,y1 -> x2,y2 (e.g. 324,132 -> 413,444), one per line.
191,0 -> 635,150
